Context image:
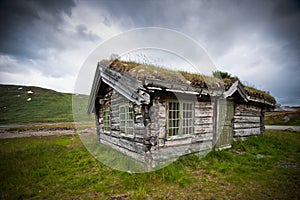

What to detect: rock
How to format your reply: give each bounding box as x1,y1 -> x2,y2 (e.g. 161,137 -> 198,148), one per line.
256,154 -> 265,159
283,116 -> 290,122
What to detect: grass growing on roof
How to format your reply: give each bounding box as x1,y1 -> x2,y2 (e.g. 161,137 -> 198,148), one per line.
109,59 -> 224,88
129,64 -> 187,84
179,70 -> 224,88
244,85 -> 276,104
1,130 -> 299,199
109,60 -> 276,103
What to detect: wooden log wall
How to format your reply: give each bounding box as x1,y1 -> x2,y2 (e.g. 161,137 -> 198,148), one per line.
99,90 -> 145,155
148,97 -> 167,148
97,90 -> 216,166
97,91 -> 112,131
194,101 -> 214,140
146,97 -> 214,163
233,103 -> 263,137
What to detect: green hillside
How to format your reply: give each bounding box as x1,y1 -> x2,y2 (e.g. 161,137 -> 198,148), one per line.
0,84 -> 87,124
265,109 -> 300,126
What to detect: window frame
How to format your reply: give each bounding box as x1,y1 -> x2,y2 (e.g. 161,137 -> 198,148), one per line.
166,100 -> 194,139
101,107 -> 111,133
119,103 -> 134,136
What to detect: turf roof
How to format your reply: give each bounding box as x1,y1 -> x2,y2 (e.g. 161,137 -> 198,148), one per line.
102,59 -> 275,104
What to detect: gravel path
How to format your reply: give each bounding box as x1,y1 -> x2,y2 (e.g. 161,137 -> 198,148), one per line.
0,122 -> 96,139
0,129 -> 76,139
1,125 -> 299,139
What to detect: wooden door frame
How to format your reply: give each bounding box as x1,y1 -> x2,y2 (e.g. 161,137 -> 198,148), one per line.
215,99 -> 234,150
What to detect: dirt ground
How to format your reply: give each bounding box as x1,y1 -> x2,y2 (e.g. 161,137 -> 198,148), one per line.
1,124 -> 299,139
0,123 -> 95,139
265,125 -> 300,132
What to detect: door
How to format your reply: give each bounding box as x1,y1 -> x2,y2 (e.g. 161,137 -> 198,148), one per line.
216,99 -> 234,149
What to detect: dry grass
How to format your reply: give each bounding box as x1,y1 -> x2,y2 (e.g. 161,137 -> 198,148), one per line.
244,85 -> 276,104
265,109 -> 300,125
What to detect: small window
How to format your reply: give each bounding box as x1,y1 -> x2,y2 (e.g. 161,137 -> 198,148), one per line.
102,108 -> 111,132
182,102 -> 194,135
119,104 -> 134,136
167,101 -> 194,137
168,102 -> 180,136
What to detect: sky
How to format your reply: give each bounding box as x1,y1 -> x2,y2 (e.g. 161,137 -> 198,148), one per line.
0,0 -> 299,106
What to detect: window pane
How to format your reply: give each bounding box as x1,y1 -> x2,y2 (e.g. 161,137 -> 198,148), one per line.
167,102 -> 180,137
167,101 -> 194,137
102,108 -> 111,132
119,104 -> 134,136
182,102 -> 193,135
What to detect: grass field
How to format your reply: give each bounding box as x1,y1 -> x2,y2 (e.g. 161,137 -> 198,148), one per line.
1,130 -> 299,199
1,84 -> 299,199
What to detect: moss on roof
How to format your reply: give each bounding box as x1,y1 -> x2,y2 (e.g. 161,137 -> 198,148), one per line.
108,59 -> 223,89
244,85 -> 275,104
129,64 -> 187,84
102,59 -> 275,104
178,71 -> 224,89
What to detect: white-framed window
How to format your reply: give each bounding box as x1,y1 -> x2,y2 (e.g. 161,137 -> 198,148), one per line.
102,108 -> 111,132
119,103 -> 134,136
167,101 -> 194,137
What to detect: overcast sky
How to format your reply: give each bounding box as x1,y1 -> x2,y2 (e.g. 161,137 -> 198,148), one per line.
0,0 -> 299,105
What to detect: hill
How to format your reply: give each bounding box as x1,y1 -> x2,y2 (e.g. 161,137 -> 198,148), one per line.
0,84 -> 85,124
265,109 -> 300,126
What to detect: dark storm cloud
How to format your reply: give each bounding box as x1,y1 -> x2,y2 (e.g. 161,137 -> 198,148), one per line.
0,0 -> 75,59
272,0 -> 300,18
0,0 -> 299,105
93,0 -> 300,105
76,24 -> 100,41
271,0 -> 300,50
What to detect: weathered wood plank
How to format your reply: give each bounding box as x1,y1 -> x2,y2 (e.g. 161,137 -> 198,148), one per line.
110,130 -> 120,138
164,137 -> 193,147
134,123 -> 145,129
235,106 -> 261,116
234,111 -> 261,117
195,110 -> 213,117
111,124 -> 120,131
100,133 -> 144,153
100,139 -> 145,162
192,133 -> 213,142
234,123 -> 261,129
151,140 -> 212,162
235,104 -> 261,111
234,128 -> 261,137
111,117 -> 120,123
110,110 -> 119,117
234,116 -> 260,123
194,117 -> 213,125
195,102 -> 213,109
194,125 -> 213,134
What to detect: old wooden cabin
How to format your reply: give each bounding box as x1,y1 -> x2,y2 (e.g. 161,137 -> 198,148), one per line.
87,60 -> 275,168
